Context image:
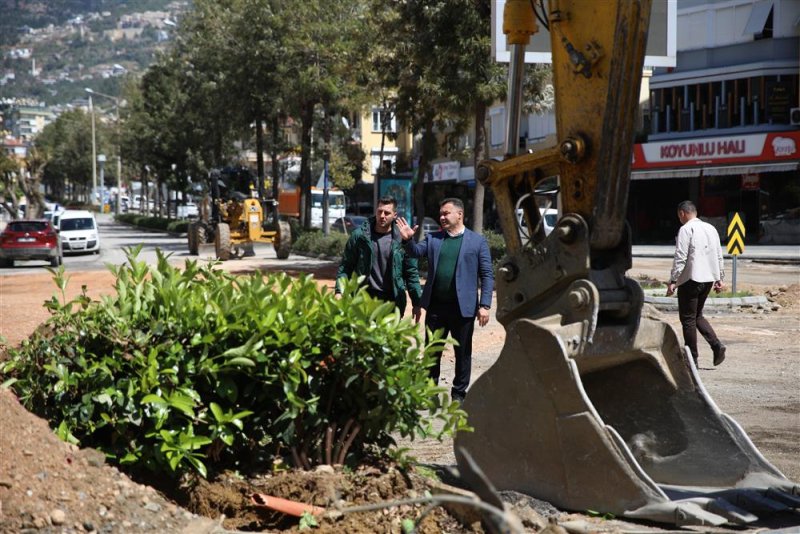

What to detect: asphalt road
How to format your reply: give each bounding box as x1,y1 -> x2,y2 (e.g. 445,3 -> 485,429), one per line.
2,213 -> 798,277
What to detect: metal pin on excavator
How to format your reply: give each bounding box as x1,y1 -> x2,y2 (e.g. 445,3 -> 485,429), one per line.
455,0 -> 800,527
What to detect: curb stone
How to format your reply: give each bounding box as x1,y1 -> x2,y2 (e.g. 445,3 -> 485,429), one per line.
642,289 -> 768,309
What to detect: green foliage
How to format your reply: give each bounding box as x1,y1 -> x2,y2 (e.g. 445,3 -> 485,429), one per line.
714,290 -> 753,298
35,109 -> 111,202
166,220 -> 190,233
482,229 -> 507,267
292,230 -> 349,258
298,512 -> 319,530
1,252 -> 465,478
115,214 -> 188,233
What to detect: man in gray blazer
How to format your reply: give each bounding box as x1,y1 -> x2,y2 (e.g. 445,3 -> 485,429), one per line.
397,198 -> 495,402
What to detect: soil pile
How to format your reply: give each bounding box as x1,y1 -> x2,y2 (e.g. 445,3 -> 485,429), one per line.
0,388 -> 213,533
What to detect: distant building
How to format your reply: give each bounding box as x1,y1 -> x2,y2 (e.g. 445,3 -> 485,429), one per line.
6,48 -> 32,60
0,103 -> 56,140
2,135 -> 28,159
632,0 -> 800,244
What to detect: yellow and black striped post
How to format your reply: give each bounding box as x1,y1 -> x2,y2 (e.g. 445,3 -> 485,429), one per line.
726,213 -> 746,293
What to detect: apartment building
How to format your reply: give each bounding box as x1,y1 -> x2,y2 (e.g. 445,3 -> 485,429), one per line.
0,102 -> 55,140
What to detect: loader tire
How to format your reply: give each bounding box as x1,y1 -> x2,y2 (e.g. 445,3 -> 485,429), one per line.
215,223 -> 231,261
196,223 -> 209,245
187,223 -> 198,255
274,220 -> 292,260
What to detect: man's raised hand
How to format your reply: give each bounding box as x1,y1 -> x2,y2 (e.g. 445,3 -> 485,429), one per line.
396,217 -> 417,241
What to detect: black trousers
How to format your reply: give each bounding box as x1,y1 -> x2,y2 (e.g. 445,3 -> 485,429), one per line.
677,280 -> 721,363
367,287 -> 404,317
425,302 -> 475,398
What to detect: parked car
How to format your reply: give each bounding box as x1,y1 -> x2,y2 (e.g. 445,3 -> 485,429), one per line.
57,210 -> 100,254
0,219 -> 62,267
416,216 -> 440,235
332,215 -> 368,234
177,202 -> 199,219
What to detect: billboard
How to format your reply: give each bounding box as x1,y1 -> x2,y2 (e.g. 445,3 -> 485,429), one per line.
379,177 -> 413,222
492,0 -> 676,67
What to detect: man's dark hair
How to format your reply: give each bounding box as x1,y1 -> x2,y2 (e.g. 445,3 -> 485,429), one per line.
440,197 -> 464,212
377,196 -> 397,211
677,200 -> 697,214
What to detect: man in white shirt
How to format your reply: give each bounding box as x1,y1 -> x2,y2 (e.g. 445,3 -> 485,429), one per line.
666,200 -> 726,367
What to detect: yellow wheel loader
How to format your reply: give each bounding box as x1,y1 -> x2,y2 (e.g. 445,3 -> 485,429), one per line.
187,167 -> 291,261
455,0 -> 800,527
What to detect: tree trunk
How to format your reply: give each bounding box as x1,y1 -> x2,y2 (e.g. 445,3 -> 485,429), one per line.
471,101 -> 487,233
255,116 -> 265,199
299,103 -> 315,230
322,109 -> 331,236
375,99 -> 392,206
271,115 -> 281,203
413,121 -> 437,240
22,153 -> 47,218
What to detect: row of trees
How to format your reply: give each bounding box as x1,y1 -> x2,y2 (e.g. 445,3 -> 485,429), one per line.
8,0 -> 550,230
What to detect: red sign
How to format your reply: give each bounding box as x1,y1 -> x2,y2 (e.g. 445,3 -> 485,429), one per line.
741,174 -> 760,190
632,131 -> 800,170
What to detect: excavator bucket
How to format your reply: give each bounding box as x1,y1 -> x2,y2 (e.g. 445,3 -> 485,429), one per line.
455,215 -> 800,526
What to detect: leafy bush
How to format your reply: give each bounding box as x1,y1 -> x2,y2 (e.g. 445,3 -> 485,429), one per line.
1,250 -> 464,478
482,229 -> 507,267
292,230 -> 349,257
166,220 -> 189,233
116,214 -> 187,233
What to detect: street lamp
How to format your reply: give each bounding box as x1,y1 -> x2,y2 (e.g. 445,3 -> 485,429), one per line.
85,88 -> 123,215
87,93 -> 98,209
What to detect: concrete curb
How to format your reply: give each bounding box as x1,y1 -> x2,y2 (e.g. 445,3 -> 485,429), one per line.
642,289 -> 769,309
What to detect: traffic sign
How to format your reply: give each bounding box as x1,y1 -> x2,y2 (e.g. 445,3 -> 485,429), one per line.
726,212 -> 745,256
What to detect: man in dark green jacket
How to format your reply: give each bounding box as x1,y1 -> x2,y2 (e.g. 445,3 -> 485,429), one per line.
336,196 -> 422,321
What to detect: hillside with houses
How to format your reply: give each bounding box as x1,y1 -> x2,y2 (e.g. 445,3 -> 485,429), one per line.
0,0 -> 188,107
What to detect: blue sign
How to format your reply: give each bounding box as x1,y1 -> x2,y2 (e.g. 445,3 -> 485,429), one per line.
380,177 -> 413,222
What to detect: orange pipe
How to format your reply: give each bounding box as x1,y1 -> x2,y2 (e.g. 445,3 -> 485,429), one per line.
251,493 -> 325,517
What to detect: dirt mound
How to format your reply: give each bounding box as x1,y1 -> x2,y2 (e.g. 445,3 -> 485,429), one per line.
187,466 -> 478,533
0,388 -> 208,533
0,387 -> 490,533
765,283 -> 800,310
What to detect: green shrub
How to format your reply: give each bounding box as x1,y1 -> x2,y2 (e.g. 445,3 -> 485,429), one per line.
482,229 -> 507,267
1,250 -> 464,478
167,220 -> 190,233
292,230 -> 348,257
115,214 -> 186,233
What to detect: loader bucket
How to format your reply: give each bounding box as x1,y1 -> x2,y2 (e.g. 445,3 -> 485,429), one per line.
455,216 -> 800,527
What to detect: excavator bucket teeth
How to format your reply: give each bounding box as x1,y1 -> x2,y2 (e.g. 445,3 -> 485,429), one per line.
455,290 -> 798,527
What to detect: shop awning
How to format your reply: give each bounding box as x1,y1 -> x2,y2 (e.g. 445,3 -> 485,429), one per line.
702,162 -> 798,175
632,162 -> 797,179
632,169 -> 701,180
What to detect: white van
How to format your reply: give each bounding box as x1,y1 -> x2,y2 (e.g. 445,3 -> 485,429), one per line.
310,188 -> 346,229
57,210 -> 100,254
517,208 -> 558,244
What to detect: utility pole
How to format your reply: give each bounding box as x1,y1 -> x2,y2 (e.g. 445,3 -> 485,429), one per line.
89,95 -> 98,209
85,88 -> 123,215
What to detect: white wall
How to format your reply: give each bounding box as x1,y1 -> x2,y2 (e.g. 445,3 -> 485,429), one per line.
677,0 -> 800,52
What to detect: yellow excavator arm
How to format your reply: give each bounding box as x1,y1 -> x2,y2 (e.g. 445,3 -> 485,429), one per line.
456,0 -> 800,527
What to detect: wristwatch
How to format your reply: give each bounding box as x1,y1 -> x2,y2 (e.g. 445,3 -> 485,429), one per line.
480,305 -> 490,310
